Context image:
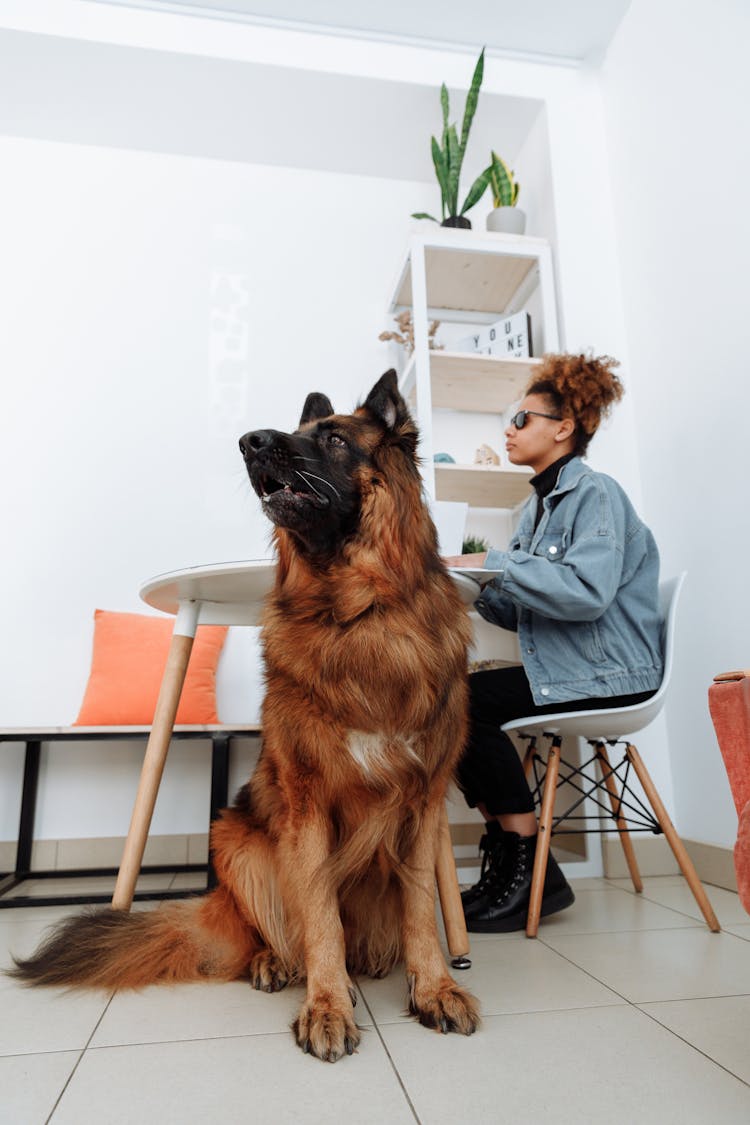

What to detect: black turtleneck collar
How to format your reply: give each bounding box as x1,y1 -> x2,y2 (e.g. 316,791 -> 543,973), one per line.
530,452 -> 577,530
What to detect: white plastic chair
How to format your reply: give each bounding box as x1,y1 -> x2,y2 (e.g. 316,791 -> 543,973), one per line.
501,573 -> 720,937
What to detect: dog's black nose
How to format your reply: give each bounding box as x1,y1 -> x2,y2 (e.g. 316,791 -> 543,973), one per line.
239,430 -> 276,458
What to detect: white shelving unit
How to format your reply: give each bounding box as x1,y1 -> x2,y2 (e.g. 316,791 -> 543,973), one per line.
387,227 -> 560,507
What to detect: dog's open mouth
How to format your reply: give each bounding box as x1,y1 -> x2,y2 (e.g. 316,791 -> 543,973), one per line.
252,468 -> 329,510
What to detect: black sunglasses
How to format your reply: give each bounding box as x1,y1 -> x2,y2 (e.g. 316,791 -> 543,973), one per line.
509,409 -> 563,429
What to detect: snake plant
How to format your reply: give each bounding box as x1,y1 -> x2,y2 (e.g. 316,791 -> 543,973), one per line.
411,48 -> 492,225
487,150 -> 520,208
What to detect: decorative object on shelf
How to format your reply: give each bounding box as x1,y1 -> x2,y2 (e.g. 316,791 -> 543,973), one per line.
411,48 -> 492,230
462,535 -> 490,554
434,452 -> 456,463
378,310 -> 443,355
474,444 -> 500,466
457,310 -> 532,358
484,150 -> 526,234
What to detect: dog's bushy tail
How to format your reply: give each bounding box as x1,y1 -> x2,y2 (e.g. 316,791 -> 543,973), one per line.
8,886 -> 254,990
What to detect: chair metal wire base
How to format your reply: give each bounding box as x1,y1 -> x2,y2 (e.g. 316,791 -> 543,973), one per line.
523,735 -> 662,838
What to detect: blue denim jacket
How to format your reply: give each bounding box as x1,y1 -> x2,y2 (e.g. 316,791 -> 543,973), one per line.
476,457 -> 663,705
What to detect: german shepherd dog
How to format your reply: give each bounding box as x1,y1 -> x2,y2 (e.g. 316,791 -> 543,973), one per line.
11,370 -> 479,1061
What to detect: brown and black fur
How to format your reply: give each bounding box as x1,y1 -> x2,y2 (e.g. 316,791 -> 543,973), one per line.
10,370 -> 479,1061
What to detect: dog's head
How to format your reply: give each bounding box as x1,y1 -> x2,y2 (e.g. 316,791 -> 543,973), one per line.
239,370 -> 419,557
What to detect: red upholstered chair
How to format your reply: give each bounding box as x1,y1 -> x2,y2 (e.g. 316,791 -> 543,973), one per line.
708,669 -> 750,914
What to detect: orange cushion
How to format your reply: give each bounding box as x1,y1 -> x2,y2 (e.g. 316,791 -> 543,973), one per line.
75,610 -> 228,726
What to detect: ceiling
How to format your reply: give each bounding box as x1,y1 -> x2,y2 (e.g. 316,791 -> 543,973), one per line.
92,0 -> 632,64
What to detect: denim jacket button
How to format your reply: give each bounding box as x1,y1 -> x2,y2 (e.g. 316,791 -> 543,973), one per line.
541,687 -> 550,696
548,545 -> 558,555
527,647 -> 535,654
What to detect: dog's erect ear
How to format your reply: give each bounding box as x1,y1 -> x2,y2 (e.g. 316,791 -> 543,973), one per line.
299,392 -> 334,427
363,370 -> 409,432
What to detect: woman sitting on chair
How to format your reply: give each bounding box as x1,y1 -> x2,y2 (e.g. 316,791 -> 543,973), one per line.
445,353 -> 663,933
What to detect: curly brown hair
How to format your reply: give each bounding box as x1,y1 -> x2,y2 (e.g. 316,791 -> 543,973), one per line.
525,353 -> 624,456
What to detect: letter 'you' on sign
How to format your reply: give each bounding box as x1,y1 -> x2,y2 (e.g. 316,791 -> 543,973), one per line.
456,311 -> 532,358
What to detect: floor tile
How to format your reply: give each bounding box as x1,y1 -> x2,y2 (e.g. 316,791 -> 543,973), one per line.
723,921 -> 750,941
641,995 -> 750,1084
622,881 -> 746,926
0,971 -> 111,1056
359,936 -> 620,1024
0,904 -> 83,925
0,1050 -> 80,1125
543,926 -> 750,1003
380,1005 -> 750,1124
569,876 -> 615,891
168,872 -> 208,891
92,979 -> 371,1048
535,886 -> 702,935
3,873 -> 174,899
609,874 -> 686,889
51,1034 -> 415,1124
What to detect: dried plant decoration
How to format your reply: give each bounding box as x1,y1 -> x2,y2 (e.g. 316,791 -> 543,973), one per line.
379,311 -> 443,355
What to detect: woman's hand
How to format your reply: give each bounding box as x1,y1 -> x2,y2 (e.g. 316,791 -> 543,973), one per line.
442,552 -> 489,569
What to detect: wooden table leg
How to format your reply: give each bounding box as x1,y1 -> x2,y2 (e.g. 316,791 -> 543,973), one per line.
112,602 -> 199,910
435,803 -> 471,968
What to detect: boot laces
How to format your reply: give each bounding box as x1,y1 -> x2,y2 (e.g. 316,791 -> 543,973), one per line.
470,832 -> 503,893
485,837 -> 533,901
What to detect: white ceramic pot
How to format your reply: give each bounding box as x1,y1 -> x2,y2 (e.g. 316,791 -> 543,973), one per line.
486,207 -> 526,235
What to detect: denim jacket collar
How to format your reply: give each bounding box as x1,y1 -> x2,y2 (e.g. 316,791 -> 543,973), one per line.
525,457 -> 587,551
547,455 -> 588,498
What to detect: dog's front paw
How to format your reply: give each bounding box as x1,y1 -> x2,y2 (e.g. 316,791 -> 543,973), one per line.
407,973 -> 480,1036
293,993 -> 361,1062
249,949 -> 289,993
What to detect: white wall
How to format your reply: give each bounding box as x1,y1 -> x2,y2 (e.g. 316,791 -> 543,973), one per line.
600,0 -> 750,848
0,135 -> 440,839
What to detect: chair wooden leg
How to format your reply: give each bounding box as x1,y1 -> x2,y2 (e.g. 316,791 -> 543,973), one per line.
435,804 -> 471,967
594,742 -> 643,893
522,737 -> 536,779
625,742 -> 720,933
527,738 -> 561,938
111,629 -> 196,910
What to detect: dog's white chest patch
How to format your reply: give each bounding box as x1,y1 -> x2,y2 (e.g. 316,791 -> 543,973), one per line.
345,731 -> 419,776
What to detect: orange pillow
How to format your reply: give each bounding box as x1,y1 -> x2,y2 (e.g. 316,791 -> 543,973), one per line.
75,610 -> 228,726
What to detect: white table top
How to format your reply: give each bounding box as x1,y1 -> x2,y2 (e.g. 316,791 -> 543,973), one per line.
139,558 -> 489,627
139,559 -> 277,626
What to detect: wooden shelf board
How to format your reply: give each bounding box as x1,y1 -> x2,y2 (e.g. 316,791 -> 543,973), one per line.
429,352 -> 540,412
394,245 -> 538,315
434,463 -> 533,508
402,352 -> 541,413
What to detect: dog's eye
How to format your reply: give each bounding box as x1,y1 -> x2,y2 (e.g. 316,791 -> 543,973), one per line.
327,433 -> 347,448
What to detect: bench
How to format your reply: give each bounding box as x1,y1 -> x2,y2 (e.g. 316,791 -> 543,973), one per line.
0,724 -> 261,908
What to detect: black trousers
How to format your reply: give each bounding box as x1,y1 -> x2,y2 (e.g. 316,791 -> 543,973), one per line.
455,665 -> 656,817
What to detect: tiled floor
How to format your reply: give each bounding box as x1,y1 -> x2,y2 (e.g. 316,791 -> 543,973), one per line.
2,873 -> 750,1124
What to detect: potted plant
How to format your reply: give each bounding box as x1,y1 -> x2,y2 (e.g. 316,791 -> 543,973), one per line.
484,150 -> 525,234
411,48 -> 492,230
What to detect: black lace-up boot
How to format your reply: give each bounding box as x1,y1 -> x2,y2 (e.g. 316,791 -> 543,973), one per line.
463,832 -> 575,933
460,821 -> 506,910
